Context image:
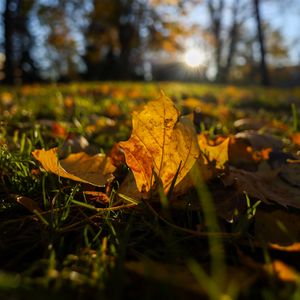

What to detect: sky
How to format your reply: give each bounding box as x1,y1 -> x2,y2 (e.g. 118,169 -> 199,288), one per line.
262,1 -> 300,63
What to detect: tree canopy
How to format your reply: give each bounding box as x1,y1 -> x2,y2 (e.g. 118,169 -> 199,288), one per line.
0,0 -> 297,85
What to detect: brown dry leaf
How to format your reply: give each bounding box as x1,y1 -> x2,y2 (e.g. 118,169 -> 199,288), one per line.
264,260 -> 299,282
222,164 -> 300,209
279,162 -> 300,188
228,136 -> 256,169
234,118 -> 267,131
198,134 -> 229,170
119,92 -> 200,194
32,148 -> 116,187
228,135 -> 271,168
234,118 -> 288,133
235,130 -> 284,151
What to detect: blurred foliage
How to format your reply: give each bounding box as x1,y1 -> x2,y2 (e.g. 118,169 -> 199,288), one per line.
0,0 -> 297,85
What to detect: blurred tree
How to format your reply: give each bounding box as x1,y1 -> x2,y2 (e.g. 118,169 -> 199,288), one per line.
206,0 -> 224,81
83,0 -> 192,80
266,26 -> 289,66
36,0 -> 90,81
230,22 -> 289,83
83,0 -> 135,80
222,0 -> 242,81
3,0 -> 37,84
253,0 -> 270,86
3,0 -> 14,84
205,0 -> 247,82
203,0 -> 291,85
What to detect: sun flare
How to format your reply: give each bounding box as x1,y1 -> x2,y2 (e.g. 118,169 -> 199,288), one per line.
183,48 -> 204,68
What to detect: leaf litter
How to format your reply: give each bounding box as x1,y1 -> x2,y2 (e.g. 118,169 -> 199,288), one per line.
31,91 -> 300,226
3,85 -> 300,298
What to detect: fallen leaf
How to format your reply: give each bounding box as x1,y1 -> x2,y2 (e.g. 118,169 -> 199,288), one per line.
291,132 -> 300,147
269,243 -> 300,252
64,96 -> 75,109
264,260 -> 299,282
234,118 -> 288,134
238,249 -> 298,282
32,148 -> 115,187
228,136 -> 256,169
109,143 -> 125,168
235,130 -> 284,151
198,134 -> 229,170
51,122 -> 67,138
278,162 -> 300,188
258,148 -> 272,160
104,103 -> 123,118
119,92 -> 200,194
222,164 -> 300,209
234,118 -> 267,131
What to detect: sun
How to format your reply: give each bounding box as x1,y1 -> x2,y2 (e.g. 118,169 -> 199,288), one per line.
183,48 -> 204,68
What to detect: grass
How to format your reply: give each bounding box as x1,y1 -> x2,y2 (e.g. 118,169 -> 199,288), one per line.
1,82 -> 300,299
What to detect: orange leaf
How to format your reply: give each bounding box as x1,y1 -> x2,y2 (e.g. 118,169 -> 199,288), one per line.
51,122 -> 67,138
119,91 -> 200,194
264,260 -> 299,282
291,132 -> 300,147
64,96 -> 75,109
269,243 -> 300,252
32,148 -> 115,187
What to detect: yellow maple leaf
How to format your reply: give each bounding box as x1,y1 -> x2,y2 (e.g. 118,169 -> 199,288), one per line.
32,148 -> 115,186
198,134 -> 230,170
119,92 -> 200,194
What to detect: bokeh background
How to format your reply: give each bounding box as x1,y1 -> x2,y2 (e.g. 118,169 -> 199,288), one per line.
0,0 -> 299,85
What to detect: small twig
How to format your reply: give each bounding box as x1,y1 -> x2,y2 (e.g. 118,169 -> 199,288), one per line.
59,203 -> 137,232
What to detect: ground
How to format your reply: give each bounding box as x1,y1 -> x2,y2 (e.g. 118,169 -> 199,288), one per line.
1,82 -> 300,300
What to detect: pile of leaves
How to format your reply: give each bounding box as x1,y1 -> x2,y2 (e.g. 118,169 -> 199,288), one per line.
1,84 -> 300,299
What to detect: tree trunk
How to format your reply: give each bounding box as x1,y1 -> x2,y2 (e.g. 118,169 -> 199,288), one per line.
118,23 -> 132,80
4,0 -> 14,84
253,0 -> 270,86
222,0 -> 240,82
207,0 -> 224,82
